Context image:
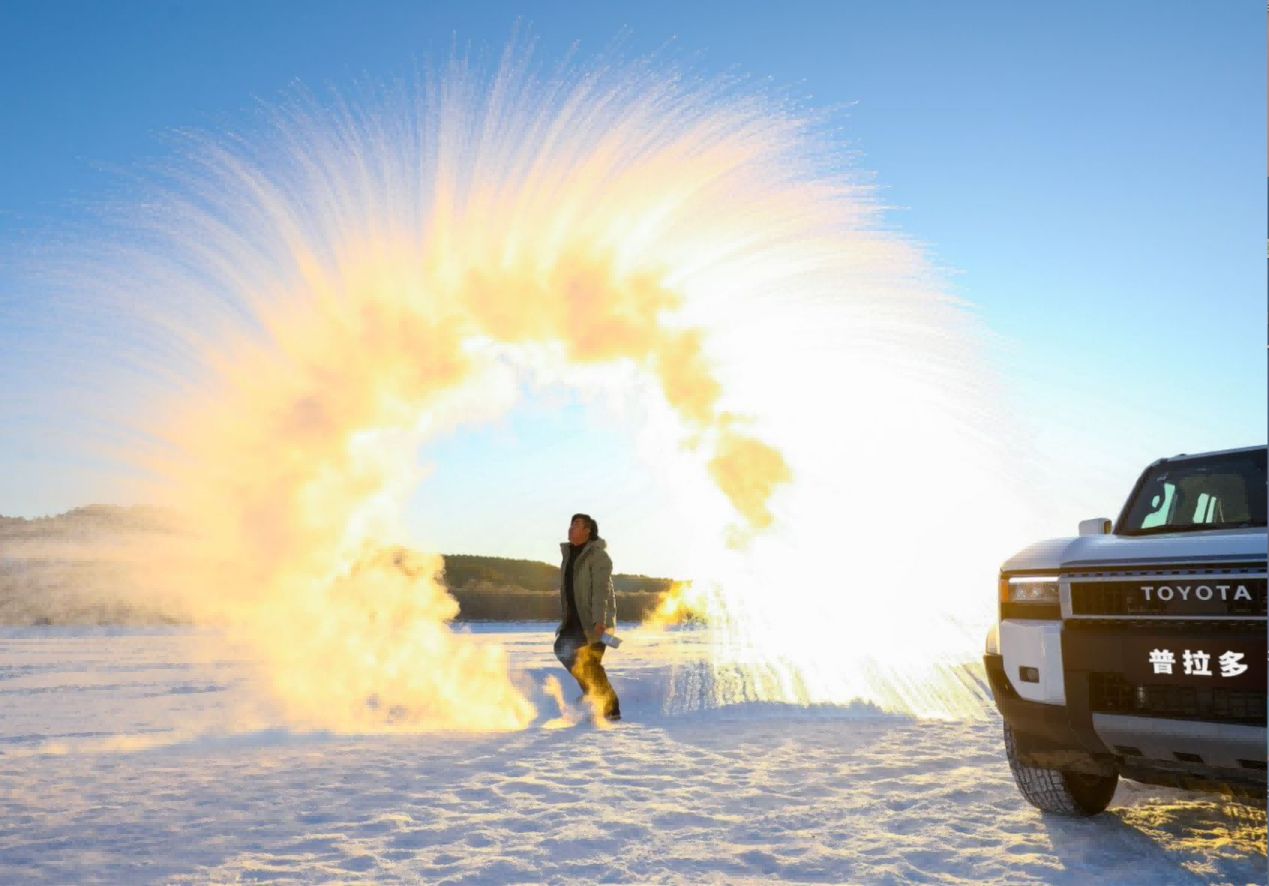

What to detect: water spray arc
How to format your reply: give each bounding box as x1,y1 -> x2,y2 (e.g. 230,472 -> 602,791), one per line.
31,49 -> 1029,730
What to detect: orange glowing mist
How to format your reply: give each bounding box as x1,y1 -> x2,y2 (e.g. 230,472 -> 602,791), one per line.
642,581 -> 708,629
32,45 -> 1032,728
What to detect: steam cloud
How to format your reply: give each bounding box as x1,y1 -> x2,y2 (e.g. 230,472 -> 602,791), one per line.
10,45 -> 1031,728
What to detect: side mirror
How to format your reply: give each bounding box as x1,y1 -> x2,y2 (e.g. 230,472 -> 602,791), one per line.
1078,517 -> 1112,536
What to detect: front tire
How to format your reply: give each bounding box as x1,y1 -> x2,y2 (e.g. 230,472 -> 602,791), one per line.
1004,723 -> 1118,816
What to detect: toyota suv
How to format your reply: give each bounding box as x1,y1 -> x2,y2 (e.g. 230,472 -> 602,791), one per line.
984,445 -> 1266,814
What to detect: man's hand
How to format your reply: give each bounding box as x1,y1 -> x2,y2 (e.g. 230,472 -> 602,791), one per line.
593,623 -> 605,643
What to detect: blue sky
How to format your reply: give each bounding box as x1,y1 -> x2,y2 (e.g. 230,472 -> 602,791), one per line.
0,2 -> 1264,573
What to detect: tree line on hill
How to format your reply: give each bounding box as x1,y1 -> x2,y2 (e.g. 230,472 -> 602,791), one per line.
442,553 -> 673,622
0,507 -> 679,625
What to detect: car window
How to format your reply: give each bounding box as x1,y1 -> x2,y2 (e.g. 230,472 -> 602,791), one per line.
1118,449 -> 1266,535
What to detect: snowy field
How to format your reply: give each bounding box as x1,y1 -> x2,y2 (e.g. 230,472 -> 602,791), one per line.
1,624 -> 1264,885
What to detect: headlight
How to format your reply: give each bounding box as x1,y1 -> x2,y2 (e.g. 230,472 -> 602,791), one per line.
1000,575 -> 1060,604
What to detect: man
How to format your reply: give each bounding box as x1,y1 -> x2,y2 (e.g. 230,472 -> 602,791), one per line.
553,513 -> 621,721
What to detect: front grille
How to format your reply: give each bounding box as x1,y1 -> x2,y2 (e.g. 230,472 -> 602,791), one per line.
1070,574 -> 1266,618
1089,672 -> 1267,726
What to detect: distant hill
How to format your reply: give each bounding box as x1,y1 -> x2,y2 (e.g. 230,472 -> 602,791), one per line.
0,506 -> 677,625
0,505 -> 184,625
0,504 -> 174,537
441,553 -> 673,622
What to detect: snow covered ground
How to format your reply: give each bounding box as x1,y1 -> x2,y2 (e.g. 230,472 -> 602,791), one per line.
1,624 -> 1264,884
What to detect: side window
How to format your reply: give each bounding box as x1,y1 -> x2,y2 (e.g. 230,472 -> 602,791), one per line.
1140,482 -> 1175,528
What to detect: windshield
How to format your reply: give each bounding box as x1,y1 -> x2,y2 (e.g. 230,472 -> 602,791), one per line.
1116,449 -> 1267,536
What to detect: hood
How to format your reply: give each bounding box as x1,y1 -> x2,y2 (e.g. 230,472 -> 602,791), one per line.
560,538 -> 607,556
1001,526 -> 1267,574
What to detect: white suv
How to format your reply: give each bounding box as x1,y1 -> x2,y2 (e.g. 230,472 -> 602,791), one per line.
985,446 -> 1266,815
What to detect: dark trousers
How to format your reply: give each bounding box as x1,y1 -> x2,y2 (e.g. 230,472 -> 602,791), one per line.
553,631 -> 620,718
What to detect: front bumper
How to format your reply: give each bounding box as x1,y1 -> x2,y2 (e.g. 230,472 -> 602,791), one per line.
984,651 -> 1114,775
986,619 -> 1268,791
